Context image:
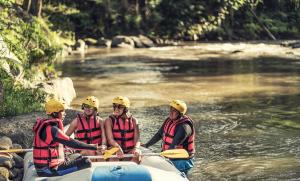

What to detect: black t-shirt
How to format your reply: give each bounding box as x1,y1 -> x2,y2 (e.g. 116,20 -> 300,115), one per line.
39,125 -> 97,151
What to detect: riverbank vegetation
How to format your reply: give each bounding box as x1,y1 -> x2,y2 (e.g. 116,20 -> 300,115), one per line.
39,0 -> 300,40
0,0 -> 63,116
1,0 -> 300,117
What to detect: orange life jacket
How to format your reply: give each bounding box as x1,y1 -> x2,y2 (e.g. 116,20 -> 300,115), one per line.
110,115 -> 135,153
162,115 -> 195,156
33,118 -> 64,168
75,113 -> 102,145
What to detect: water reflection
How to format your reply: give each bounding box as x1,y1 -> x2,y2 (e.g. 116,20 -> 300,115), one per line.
59,44 -> 300,180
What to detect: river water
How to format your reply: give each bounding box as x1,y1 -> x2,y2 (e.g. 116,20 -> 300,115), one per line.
58,43 -> 300,180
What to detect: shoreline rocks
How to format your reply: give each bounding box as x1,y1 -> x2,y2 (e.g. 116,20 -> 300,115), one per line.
0,136 -> 24,181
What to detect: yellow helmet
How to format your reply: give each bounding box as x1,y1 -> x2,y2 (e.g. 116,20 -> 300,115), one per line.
82,96 -> 99,110
170,100 -> 187,114
45,99 -> 65,115
112,96 -> 130,108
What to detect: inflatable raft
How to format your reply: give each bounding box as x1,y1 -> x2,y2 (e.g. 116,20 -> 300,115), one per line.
22,150 -> 189,181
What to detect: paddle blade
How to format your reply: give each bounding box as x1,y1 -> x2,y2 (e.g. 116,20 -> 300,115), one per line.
103,147 -> 119,160
160,149 -> 189,159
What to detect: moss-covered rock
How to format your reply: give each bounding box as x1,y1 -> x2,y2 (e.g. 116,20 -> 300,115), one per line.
0,137 -> 12,150
0,155 -> 13,169
0,166 -> 9,181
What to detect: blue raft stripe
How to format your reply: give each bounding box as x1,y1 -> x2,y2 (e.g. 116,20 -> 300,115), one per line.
92,165 -> 152,181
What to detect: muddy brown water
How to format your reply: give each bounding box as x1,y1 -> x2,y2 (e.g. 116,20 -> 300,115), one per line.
57,43 -> 300,180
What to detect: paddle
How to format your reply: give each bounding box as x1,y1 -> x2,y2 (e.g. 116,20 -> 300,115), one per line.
0,147 -> 120,158
84,149 -> 189,159
0,148 -> 33,153
103,147 -> 119,160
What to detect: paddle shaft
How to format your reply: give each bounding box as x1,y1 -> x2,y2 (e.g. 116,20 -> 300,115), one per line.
0,147 -> 75,153
0,149 -> 33,153
84,153 -> 160,159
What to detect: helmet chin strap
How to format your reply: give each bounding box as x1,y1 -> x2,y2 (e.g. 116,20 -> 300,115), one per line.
51,112 -> 59,118
115,108 -> 128,119
176,113 -> 183,120
170,110 -> 182,120
84,108 -> 96,116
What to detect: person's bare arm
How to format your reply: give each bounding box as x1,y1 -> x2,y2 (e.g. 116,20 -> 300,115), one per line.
104,117 -> 120,148
133,118 -> 140,148
99,118 -> 107,146
65,118 -> 78,136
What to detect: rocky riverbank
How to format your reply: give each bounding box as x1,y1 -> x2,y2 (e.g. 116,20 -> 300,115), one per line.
0,136 -> 26,181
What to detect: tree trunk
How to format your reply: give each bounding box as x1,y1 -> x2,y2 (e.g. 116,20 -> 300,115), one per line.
139,0 -> 146,19
104,0 -> 112,36
121,0 -> 129,11
248,7 -> 276,40
139,0 -> 147,29
0,81 -> 3,105
37,0 -> 42,17
22,0 -> 32,12
27,0 -> 43,17
120,0 -> 129,30
228,7 -> 234,40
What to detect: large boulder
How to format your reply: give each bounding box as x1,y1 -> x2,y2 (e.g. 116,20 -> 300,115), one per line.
138,35 -> 154,47
130,36 -> 144,48
38,77 -> 76,107
292,42 -> 300,49
151,37 -> 164,45
97,38 -> 112,48
0,167 -> 9,181
11,168 -> 23,181
0,136 -> 24,181
281,41 -> 300,49
111,35 -> 135,49
9,167 -> 23,181
0,154 -> 13,169
70,39 -> 87,56
0,137 -> 12,150
11,154 -> 23,169
0,137 -> 24,181
83,38 -> 98,46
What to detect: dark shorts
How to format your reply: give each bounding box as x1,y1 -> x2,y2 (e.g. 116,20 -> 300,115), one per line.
36,157 -> 92,177
170,158 -> 195,175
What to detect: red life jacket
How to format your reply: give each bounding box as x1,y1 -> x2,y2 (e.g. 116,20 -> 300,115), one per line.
33,118 -> 64,168
162,115 -> 195,156
110,115 -> 135,153
75,113 -> 102,145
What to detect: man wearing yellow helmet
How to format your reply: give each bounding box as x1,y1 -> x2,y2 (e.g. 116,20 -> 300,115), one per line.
144,100 -> 195,174
66,96 -> 107,158
33,99 -> 102,177
105,96 -> 141,162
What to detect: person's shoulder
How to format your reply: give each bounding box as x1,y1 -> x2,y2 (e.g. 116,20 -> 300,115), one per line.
176,121 -> 192,134
71,116 -> 79,123
104,115 -> 114,123
96,116 -> 105,123
131,116 -> 138,123
96,115 -> 102,120
108,114 -> 116,120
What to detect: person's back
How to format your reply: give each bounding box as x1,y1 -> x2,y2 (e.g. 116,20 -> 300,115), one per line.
33,99 -> 101,177
33,117 -> 65,169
